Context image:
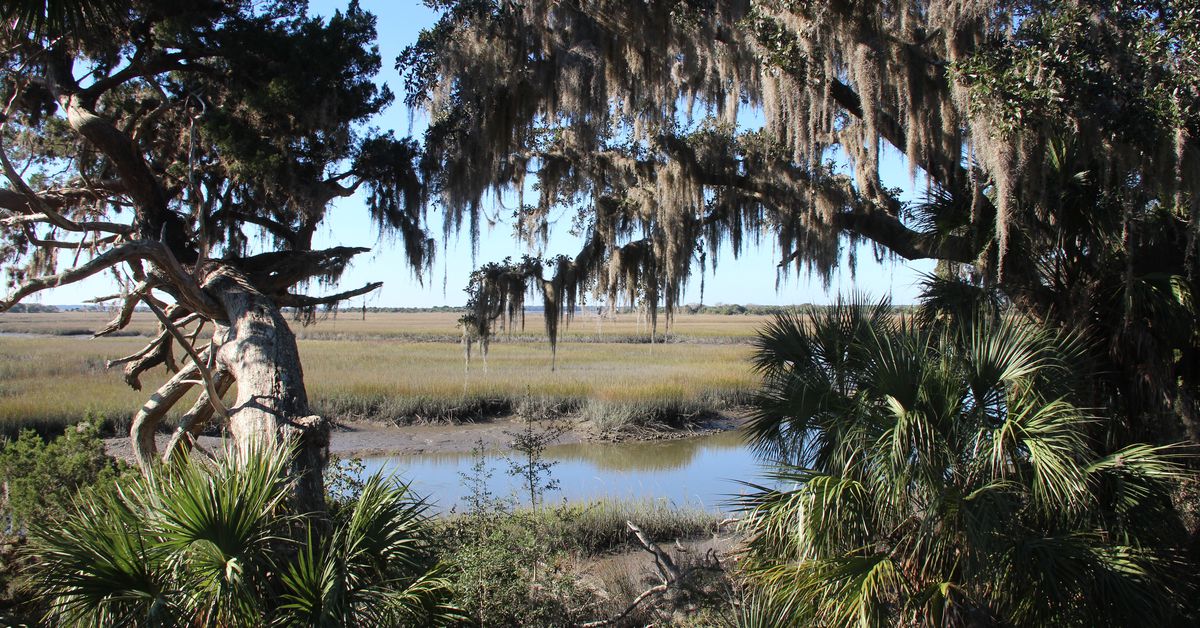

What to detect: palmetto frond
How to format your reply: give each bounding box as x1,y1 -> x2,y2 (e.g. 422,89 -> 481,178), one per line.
28,487 -> 182,627
740,298 -> 1192,626
28,445 -> 457,627
30,442 -> 295,627
153,442 -> 294,626
275,471 -> 458,626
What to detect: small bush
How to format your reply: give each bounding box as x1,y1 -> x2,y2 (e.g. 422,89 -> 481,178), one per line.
439,442 -> 590,626
0,421 -> 124,534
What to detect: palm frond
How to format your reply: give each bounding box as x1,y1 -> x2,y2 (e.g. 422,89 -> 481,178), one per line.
1,0 -> 131,39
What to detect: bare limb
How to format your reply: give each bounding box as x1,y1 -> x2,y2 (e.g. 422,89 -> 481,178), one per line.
77,51 -> 198,106
130,356 -> 203,469
211,207 -> 302,248
25,232 -> 120,249
274,282 -> 384,308
0,134 -> 86,232
149,249 -> 215,316
577,585 -> 670,628
578,521 -> 724,627
94,279 -> 157,337
141,297 -> 229,422
0,241 -> 157,311
0,212 -> 135,234
234,246 -> 372,294
162,365 -> 233,464
108,312 -> 199,389
626,521 -> 681,582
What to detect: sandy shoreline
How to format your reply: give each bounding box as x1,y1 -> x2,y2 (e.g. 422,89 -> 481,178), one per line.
103,411 -> 748,462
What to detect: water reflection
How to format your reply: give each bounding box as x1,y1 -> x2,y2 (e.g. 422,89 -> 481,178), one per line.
360,430 -> 764,513
548,430 -> 747,471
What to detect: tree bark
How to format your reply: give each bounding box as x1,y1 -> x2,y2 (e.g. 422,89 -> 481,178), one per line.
203,266 -> 330,514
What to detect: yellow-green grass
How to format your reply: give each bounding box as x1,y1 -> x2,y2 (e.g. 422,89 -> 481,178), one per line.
0,311 -> 160,336
0,332 -> 757,435
0,310 -> 776,342
293,310 -> 775,342
303,339 -> 756,426
0,335 -> 189,434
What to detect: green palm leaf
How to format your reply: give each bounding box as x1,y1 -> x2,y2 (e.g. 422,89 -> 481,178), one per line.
739,299 -> 1193,626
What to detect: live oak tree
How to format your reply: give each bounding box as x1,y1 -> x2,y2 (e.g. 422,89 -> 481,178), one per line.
0,1 -> 433,511
405,0 -> 1200,443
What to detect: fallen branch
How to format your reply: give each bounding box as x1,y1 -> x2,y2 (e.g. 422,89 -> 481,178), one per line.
577,521 -> 723,627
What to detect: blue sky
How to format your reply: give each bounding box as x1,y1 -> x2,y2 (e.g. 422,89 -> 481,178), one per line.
35,0 -> 935,307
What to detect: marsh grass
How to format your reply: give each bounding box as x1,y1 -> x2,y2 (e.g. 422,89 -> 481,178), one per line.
302,340 -> 754,429
0,328 -> 756,434
0,336 -> 192,436
0,310 -> 776,341
540,499 -> 725,555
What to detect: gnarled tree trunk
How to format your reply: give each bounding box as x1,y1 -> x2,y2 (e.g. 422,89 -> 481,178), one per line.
206,268 -> 329,513
130,264 -> 330,514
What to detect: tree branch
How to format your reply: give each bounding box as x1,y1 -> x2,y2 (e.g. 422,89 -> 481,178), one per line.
142,297 -> 229,423
274,282 -> 383,309
234,246 -> 372,294
25,232 -> 120,249
0,241 -> 155,311
162,365 -> 233,465
212,207 -> 302,248
0,212 -> 135,234
833,209 -> 976,263
130,354 -> 204,470
93,279 -> 157,337
76,51 -> 199,106
0,133 -> 86,233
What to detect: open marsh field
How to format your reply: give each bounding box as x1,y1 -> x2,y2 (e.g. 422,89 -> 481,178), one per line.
0,309 -> 776,341
0,310 -> 764,435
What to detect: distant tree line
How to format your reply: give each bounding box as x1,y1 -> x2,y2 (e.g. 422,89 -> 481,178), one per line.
5,303 -> 59,313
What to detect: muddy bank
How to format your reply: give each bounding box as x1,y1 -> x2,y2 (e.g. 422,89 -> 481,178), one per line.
104,412 -> 748,462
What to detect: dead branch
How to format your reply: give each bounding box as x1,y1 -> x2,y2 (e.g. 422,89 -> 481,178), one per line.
627,520 -> 682,582
147,242 -> 223,319
85,292 -> 124,303
94,279 -> 157,337
235,246 -> 372,293
187,319 -> 206,346
142,297 -> 229,422
0,241 -> 159,311
578,584 -> 670,628
0,212 -> 134,234
274,282 -> 384,308
25,233 -> 121,249
162,365 -> 233,464
130,353 -> 204,469
578,521 -> 724,628
108,311 -> 198,389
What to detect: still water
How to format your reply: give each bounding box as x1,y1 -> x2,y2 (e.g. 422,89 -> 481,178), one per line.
360,430 -> 767,514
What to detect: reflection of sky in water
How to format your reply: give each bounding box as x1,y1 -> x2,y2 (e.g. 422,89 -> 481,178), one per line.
360,432 -> 767,514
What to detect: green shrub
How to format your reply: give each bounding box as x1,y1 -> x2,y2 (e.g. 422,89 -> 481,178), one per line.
0,420 -> 123,533
26,443 -> 458,626
438,442 -> 589,626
